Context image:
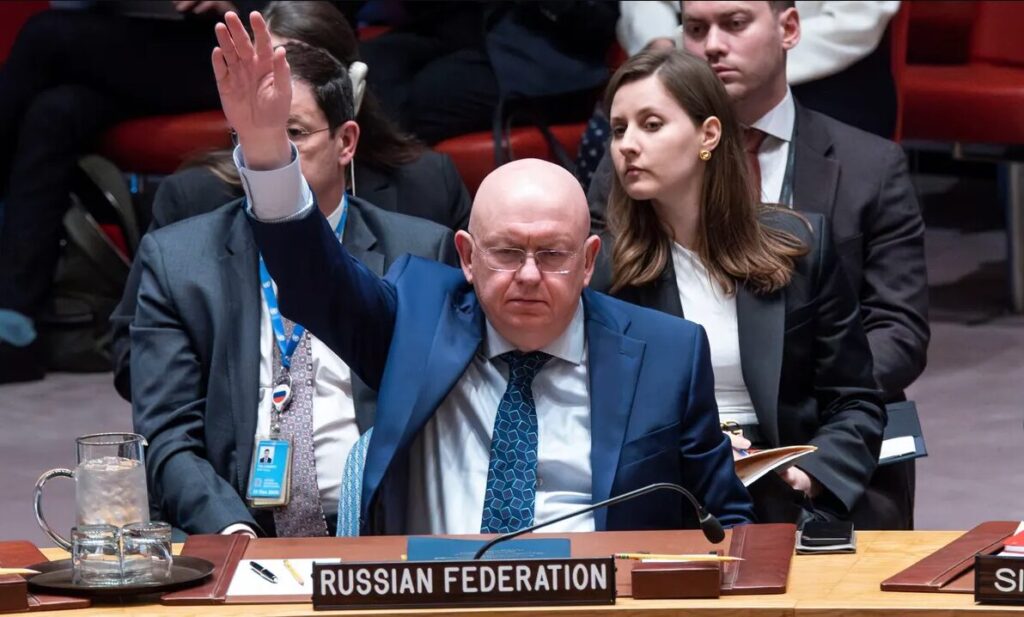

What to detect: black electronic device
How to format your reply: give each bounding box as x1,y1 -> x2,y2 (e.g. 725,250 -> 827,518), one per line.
796,521 -> 856,554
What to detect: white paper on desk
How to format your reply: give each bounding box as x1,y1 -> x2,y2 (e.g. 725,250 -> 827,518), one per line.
879,436 -> 917,461
227,558 -> 341,597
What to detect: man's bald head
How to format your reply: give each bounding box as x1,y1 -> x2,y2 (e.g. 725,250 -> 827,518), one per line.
453,159 -> 601,352
469,159 -> 591,241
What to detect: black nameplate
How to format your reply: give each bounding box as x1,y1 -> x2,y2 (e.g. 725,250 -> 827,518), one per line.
975,554 -> 1024,604
312,557 -> 616,610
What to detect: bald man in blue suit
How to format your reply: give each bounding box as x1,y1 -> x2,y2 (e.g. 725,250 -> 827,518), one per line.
213,10 -> 753,535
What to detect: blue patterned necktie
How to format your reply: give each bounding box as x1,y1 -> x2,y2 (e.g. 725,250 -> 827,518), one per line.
480,350 -> 552,534
336,427 -> 372,537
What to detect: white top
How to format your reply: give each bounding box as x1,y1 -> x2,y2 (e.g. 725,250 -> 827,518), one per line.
617,0 -> 680,55
407,301 -> 594,535
748,89 -> 796,206
237,145 -> 596,535
787,1 -> 901,85
671,243 -> 757,427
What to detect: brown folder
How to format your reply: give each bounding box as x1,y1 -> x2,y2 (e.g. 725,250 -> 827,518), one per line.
160,534 -> 250,605
880,520 -> 1019,593
721,523 -> 796,595
0,541 -> 90,613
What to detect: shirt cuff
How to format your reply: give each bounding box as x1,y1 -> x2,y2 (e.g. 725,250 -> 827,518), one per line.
234,144 -> 315,222
220,523 -> 258,537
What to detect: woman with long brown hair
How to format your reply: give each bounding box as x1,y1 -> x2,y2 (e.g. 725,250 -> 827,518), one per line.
592,50 -> 884,526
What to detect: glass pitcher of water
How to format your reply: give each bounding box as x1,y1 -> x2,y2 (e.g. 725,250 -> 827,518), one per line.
34,433 -> 150,550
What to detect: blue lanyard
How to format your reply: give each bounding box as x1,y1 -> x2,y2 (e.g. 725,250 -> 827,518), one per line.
258,195 -> 348,369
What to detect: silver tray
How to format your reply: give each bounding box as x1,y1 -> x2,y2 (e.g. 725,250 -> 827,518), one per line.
26,556 -> 214,598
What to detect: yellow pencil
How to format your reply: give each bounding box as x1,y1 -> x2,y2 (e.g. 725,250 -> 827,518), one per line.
281,559 -> 304,586
614,553 -> 743,562
0,568 -> 39,575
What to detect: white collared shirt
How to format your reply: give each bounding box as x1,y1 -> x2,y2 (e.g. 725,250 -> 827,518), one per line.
671,243 -> 756,428
749,89 -> 796,206
407,301 -> 595,534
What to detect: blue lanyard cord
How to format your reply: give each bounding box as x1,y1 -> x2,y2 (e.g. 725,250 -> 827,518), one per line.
258,195 -> 349,369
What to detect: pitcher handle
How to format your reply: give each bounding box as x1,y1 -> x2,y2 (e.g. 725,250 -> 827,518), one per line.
34,468 -> 74,551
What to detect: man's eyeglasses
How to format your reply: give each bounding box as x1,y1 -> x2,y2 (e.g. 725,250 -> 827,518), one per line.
478,246 -> 580,275
229,126 -> 330,146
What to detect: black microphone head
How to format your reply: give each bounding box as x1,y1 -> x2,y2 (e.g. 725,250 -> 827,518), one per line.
698,510 -> 725,543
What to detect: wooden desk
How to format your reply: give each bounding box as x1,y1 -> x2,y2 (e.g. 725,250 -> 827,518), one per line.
28,532 -> 1023,616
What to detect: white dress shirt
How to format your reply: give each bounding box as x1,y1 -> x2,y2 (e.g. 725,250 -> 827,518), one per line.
788,1 -> 901,85
671,243 -> 756,427
749,89 -> 796,206
617,0 -> 680,55
407,301 -> 594,535
237,145 -> 596,535
224,147 -> 359,535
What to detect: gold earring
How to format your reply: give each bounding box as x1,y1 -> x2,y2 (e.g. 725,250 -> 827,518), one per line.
699,149 -> 712,161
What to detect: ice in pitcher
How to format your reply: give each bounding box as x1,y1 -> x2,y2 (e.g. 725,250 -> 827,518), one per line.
75,456 -> 149,527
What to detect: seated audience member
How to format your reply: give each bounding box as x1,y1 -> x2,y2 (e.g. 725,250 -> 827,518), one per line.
0,1 -> 265,383
216,11 -> 755,534
127,40 -> 456,537
145,1 -> 472,232
111,0 -> 472,401
581,0 -> 900,188
594,49 -> 884,525
588,1 -> 926,529
358,1 -> 619,144
612,1 -> 901,136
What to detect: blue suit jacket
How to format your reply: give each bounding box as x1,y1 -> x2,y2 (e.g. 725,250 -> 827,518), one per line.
250,209 -> 754,533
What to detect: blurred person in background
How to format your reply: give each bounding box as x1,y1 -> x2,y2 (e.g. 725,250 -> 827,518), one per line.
358,1 -> 619,144
0,0 -> 265,383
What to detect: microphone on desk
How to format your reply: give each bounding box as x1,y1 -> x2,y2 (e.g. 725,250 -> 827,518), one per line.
472,482 -> 725,560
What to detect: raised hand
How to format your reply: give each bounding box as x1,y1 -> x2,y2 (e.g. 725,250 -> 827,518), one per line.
212,11 -> 291,170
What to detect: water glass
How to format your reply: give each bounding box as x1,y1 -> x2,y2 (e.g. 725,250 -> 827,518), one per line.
71,524 -> 121,586
121,521 -> 173,584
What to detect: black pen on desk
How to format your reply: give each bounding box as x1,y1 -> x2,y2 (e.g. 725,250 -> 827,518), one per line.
249,560 -> 278,584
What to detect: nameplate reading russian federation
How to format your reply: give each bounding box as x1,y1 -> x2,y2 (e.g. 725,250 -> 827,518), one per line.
312,557 -> 616,610
976,555 -> 1024,605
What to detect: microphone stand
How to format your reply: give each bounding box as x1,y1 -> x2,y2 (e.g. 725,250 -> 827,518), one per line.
473,482 -> 725,560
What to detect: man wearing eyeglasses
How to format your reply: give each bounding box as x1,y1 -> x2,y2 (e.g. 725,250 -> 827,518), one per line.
124,41 -> 456,538
216,12 -> 754,535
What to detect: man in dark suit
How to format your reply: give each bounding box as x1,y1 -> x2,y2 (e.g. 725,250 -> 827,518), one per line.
122,40 -> 455,537
587,0 -> 926,529
215,11 -> 754,534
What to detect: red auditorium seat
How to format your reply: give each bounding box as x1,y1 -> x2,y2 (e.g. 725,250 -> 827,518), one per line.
0,1 -> 47,63
98,110 -> 231,176
434,124 -> 586,196
900,0 -> 1024,310
95,16 -> 392,176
